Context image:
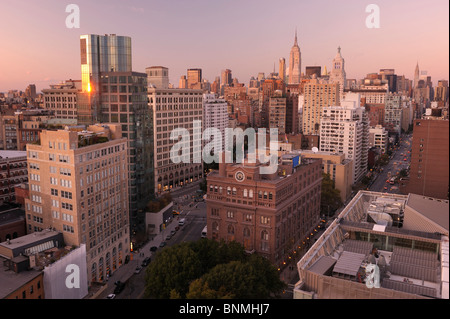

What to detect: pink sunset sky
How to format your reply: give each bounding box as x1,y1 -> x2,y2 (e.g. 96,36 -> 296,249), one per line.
0,0 -> 448,92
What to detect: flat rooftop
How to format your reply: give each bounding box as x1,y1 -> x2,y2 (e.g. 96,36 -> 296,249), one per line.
0,256 -> 42,299
295,191 -> 449,299
0,229 -> 61,253
0,151 -> 27,159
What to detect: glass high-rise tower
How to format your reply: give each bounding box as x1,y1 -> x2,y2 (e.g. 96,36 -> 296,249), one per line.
80,34 -> 132,93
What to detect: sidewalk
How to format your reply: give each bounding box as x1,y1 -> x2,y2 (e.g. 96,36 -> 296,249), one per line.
94,216 -> 182,299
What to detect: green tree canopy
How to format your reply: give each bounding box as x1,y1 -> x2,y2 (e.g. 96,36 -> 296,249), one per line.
144,239 -> 285,299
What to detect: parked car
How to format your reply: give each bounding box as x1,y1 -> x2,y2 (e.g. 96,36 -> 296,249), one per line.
142,257 -> 151,267
150,246 -> 158,252
166,234 -> 172,241
114,282 -> 125,294
106,294 -> 116,299
134,266 -> 143,274
159,241 -> 167,248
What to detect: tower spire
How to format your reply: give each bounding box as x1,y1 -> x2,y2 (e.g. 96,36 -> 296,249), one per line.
294,28 -> 298,46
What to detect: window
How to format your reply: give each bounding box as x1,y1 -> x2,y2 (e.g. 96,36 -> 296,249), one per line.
260,216 -> 270,225
227,211 -> 234,219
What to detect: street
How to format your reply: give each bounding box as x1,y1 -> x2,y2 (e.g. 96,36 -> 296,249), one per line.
98,185 -> 207,299
369,134 -> 412,194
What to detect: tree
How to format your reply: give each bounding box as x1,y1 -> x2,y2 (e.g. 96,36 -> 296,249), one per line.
144,239 -> 285,299
144,243 -> 202,299
320,173 -> 343,216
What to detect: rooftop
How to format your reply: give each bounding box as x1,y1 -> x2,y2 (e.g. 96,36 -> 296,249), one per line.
0,151 -> 27,160
295,191 -> 449,299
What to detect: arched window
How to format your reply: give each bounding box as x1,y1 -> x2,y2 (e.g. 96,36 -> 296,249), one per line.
212,222 -> 219,231
227,187 -> 231,195
228,224 -> 235,235
243,189 -> 248,198
249,190 -> 253,198
243,227 -> 250,237
232,187 -> 237,196
261,230 -> 269,241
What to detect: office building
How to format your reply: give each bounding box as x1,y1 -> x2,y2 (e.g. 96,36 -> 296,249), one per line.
206,153 -> 322,265
279,58 -> 286,82
302,79 -> 340,135
98,71 -> 154,235
80,34 -> 132,94
187,69 -> 202,90
402,119 -> 449,199
221,69 -> 232,88
148,87 -> 204,193
78,34 -> 132,125
294,191 -> 449,299
42,80 -> 81,121
435,80 -> 449,102
320,93 -> 369,184
289,30 -> 301,84
25,124 -> 130,284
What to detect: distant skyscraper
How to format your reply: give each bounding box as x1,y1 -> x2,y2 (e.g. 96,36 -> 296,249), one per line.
221,69 -> 232,87
288,30 -> 301,84
179,76 -> 187,89
187,69 -> 202,89
329,47 -> 347,98
414,62 -> 420,89
279,58 -> 286,82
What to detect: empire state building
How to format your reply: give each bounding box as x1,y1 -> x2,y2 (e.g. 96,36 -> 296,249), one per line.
289,30 -> 301,84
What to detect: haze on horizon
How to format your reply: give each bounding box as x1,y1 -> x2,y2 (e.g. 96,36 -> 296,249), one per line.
0,0 -> 448,92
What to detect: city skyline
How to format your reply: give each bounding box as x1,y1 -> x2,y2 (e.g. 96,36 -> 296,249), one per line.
0,0 -> 449,93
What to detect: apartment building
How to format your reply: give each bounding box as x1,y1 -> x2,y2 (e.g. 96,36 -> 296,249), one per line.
0,151 -> 28,204
302,79 -> 340,135
320,93 -> 369,185
25,124 -> 130,284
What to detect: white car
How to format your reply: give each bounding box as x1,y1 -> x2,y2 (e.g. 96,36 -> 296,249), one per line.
135,266 -> 143,274
106,294 -> 116,299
